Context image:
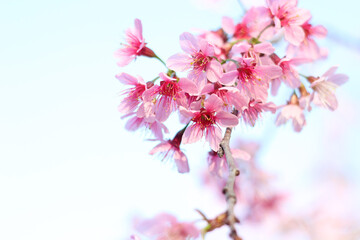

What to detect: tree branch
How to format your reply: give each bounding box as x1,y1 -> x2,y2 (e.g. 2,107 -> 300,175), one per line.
220,127 -> 242,240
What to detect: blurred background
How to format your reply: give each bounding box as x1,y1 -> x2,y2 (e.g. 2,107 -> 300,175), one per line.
0,0 -> 359,239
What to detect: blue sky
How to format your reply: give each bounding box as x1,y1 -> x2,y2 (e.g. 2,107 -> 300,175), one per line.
0,0 -> 359,239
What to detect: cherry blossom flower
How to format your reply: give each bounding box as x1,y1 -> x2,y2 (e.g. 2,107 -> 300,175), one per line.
149,128 -> 190,173
143,73 -> 198,122
135,213 -> 199,240
241,99 -> 277,126
123,113 -> 169,139
116,73 -> 152,114
309,66 -> 348,111
115,19 -> 155,67
287,20 -> 328,60
267,0 -> 312,46
166,32 -> 223,89
275,94 -> 306,132
220,57 -> 282,101
180,94 -> 239,151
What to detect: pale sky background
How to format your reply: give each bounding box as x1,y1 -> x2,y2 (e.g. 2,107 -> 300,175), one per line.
0,0 -> 359,239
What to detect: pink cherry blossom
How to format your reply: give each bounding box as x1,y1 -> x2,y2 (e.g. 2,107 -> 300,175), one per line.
115,19 -> 155,67
267,0 -> 312,46
149,129 -> 190,173
220,57 -> 282,101
123,113 -> 169,139
287,20 -> 328,60
166,32 -> 223,89
116,73 -> 152,114
142,73 -> 198,122
310,66 -> 348,111
135,213 -> 199,240
180,94 -> 239,151
275,94 -> 306,132
241,99 -> 277,126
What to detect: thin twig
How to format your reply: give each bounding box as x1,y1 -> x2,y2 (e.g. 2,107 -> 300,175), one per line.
220,127 -> 241,240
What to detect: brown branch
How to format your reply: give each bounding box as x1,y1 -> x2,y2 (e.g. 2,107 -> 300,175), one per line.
219,127 -> 242,240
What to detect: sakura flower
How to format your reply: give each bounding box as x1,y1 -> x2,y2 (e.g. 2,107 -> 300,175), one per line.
143,73 -> 198,122
167,32 -> 223,89
149,128 -> 190,173
267,0 -> 312,46
180,94 -> 239,151
115,19 -> 155,67
220,57 -> 282,101
123,113 -> 169,139
241,99 -> 277,126
208,148 -> 251,177
135,213 -> 199,240
269,54 -> 304,94
275,93 -> 306,132
116,73 -> 152,114
222,7 -> 272,40
287,20 -> 328,60
309,66 -> 348,111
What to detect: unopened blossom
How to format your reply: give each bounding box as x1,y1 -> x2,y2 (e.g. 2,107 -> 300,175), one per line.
275,93 -> 306,132
116,73 -> 152,114
266,0 -> 312,46
220,57 -> 282,101
149,128 -> 189,173
115,19 -> 155,67
180,94 -> 239,151
241,98 -> 277,126
309,66 -> 348,111
143,73 -> 198,122
167,32 -> 223,89
135,213 -> 199,240
287,20 -> 328,60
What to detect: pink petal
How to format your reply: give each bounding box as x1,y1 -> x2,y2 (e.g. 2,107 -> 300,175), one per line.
206,126 -> 223,151
216,111 -> 239,127
200,83 -> 215,95
116,72 -> 139,85
179,106 -> 195,119
222,16 -> 235,35
166,53 -> 193,72
182,125 -> 203,144
271,78 -> 281,95
284,25 -> 305,46
173,150 -> 190,173
199,39 -> 214,56
204,94 -> 223,112
206,60 -> 223,83
220,71 -> 238,85
178,78 -> 199,95
232,42 -> 251,54
149,142 -> 172,155
254,42 -> 275,55
328,74 -> 349,86
179,32 -> 199,54
231,149 -> 251,161
134,19 -> 143,40
311,25 -> 327,38
257,65 -> 283,79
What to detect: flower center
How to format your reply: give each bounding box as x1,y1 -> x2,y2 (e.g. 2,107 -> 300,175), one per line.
192,108 -> 216,130
191,51 -> 210,71
159,80 -> 180,97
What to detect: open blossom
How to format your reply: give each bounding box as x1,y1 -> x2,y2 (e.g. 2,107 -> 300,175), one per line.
220,57 -> 282,101
115,19 -> 155,67
123,113 -> 169,140
267,0 -> 311,46
241,98 -> 277,126
287,20 -> 328,60
309,66 -> 348,111
149,129 -> 189,173
135,213 -> 199,240
275,94 -> 306,132
116,73 -> 152,114
180,94 -> 239,151
166,32 -> 223,89
143,73 -> 198,122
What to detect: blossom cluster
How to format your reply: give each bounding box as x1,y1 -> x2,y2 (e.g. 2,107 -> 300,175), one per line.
115,0 -> 348,176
